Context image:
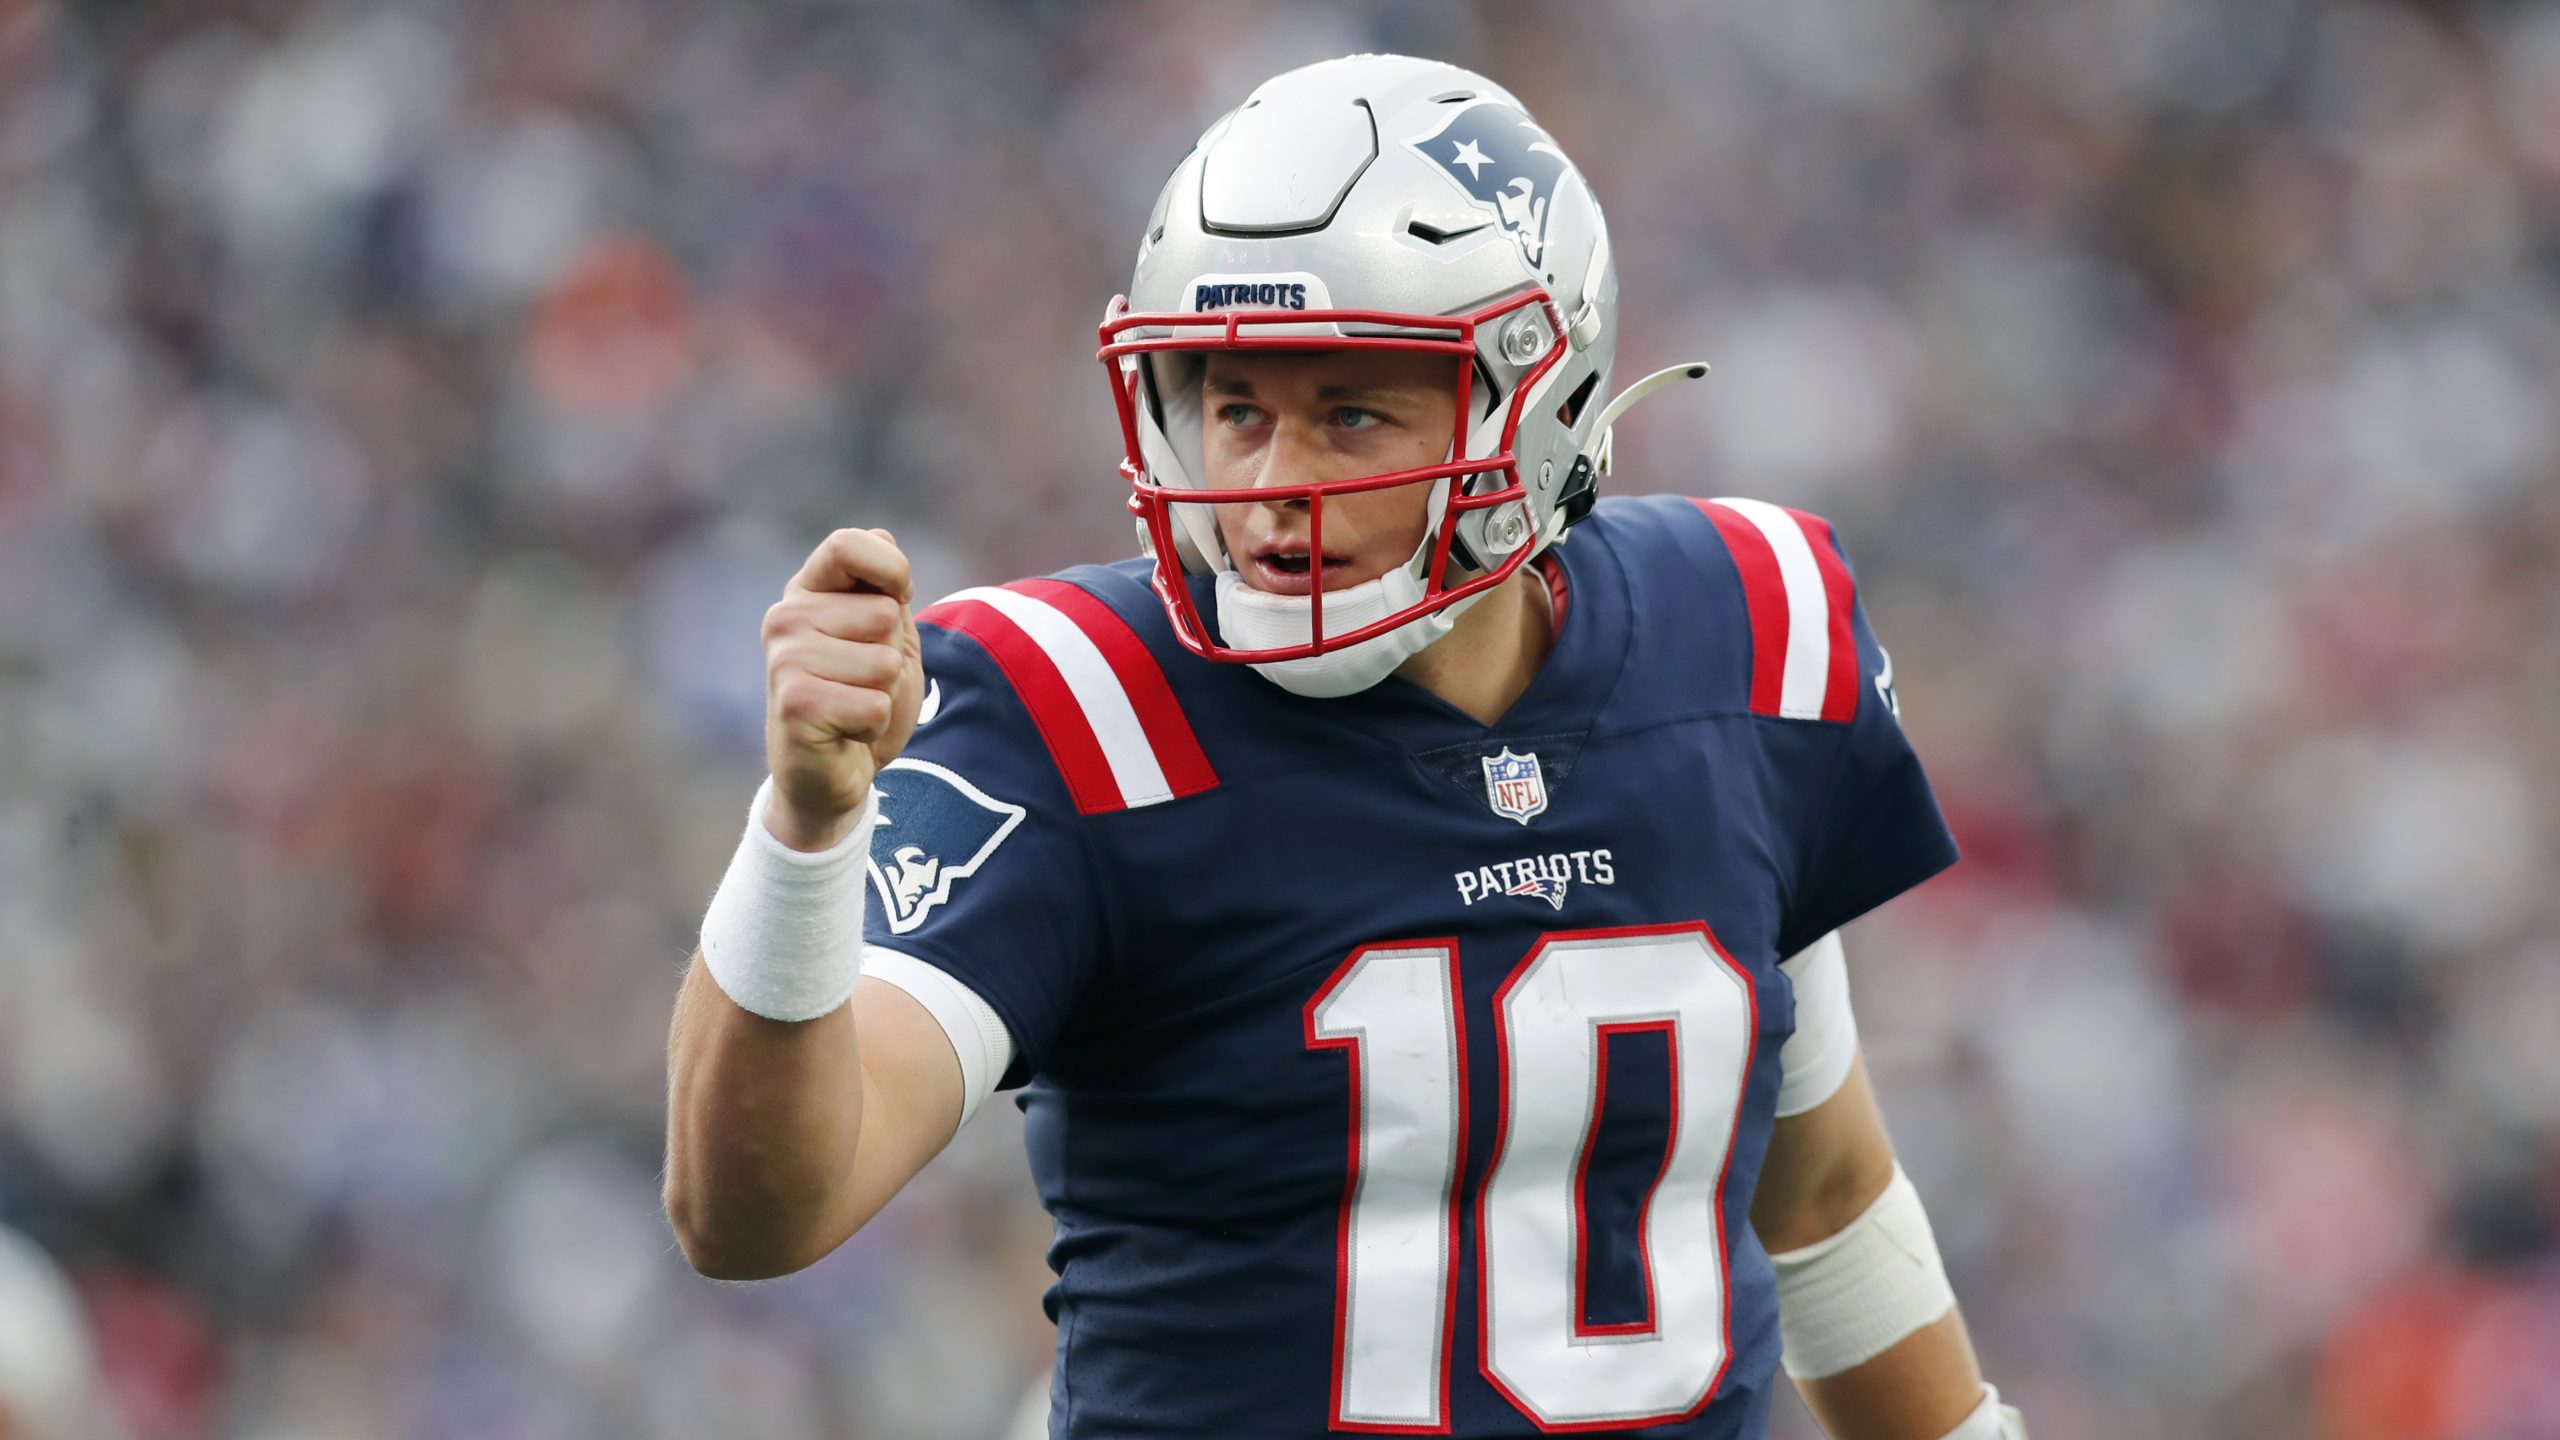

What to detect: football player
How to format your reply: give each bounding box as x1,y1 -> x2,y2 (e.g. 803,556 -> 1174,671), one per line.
667,54 -> 2026,1440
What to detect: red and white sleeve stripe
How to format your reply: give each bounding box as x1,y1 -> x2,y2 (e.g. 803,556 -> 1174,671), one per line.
1691,498 -> 1861,723
918,580 -> 1219,815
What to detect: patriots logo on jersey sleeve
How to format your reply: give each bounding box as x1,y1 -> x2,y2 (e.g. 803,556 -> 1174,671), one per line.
1406,102 -> 1574,268
865,759 -> 1026,934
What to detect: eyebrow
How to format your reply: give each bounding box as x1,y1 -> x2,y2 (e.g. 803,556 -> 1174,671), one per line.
1201,376 -> 1425,404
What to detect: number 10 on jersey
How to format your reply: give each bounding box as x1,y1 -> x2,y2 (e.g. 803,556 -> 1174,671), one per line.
1303,922 -> 1759,1433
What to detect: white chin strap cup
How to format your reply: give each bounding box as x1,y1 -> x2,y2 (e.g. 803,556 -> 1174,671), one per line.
1214,560 -> 1491,698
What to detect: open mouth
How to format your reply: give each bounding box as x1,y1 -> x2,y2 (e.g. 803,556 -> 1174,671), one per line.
1250,545 -> 1354,595
1260,550 -> 1349,576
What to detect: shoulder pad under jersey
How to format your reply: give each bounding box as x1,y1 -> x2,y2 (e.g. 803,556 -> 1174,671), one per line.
914,571 -> 1222,816
1606,491 -> 1877,725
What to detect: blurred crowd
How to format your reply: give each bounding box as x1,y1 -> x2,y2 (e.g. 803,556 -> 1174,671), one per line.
4,0 -> 2558,1437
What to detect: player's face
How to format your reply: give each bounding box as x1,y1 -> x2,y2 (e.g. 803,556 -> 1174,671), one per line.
1200,350 -> 1461,594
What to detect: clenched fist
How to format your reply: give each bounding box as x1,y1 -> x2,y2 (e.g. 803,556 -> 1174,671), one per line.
759,527 -> 926,852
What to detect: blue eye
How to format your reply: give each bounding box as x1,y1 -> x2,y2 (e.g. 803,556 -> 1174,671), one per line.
1335,407 -> 1380,429
1217,403 -> 1266,426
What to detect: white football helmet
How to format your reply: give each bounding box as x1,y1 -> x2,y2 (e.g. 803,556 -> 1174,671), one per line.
1099,53 -> 1704,696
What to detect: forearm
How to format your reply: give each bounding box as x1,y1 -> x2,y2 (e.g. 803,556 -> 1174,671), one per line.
664,953 -> 865,1279
1795,1308 -> 1984,1440
1755,1052 -> 2012,1440
663,525 -> 958,1279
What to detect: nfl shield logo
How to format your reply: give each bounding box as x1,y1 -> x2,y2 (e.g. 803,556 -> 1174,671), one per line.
1481,747 -> 1548,825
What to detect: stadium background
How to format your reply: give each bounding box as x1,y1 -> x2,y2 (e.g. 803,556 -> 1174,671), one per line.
5,1 -> 2560,1436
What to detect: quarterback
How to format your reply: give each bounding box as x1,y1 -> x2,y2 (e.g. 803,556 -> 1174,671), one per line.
666,55 -> 2026,1440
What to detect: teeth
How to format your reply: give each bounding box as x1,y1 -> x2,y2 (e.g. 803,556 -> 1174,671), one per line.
1260,551 -> 1342,573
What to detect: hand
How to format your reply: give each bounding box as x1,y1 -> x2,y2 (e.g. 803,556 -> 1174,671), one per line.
759,527 -> 926,851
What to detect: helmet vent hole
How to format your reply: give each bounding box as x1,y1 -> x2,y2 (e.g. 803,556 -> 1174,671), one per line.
1559,371 -> 1601,427
1407,217 -> 1489,245
1431,91 -> 1476,104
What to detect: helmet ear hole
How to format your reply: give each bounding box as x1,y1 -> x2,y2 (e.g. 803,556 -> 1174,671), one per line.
1558,370 -> 1601,428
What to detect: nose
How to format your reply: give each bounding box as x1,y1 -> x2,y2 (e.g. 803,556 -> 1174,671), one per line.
1250,415 -> 1325,508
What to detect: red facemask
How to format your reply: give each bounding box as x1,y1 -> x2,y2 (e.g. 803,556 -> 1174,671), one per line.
1099,289 -> 1570,664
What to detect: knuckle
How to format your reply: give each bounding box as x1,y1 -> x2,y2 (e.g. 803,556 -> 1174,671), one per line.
853,643 -> 904,685
848,690 -> 892,732
776,675 -> 837,721
798,594 -> 888,641
847,595 -> 899,639
771,673 -> 817,713
764,649 -> 808,693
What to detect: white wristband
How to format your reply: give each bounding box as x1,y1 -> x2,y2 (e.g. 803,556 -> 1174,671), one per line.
699,777 -> 877,1021
1940,1384 -> 2028,1440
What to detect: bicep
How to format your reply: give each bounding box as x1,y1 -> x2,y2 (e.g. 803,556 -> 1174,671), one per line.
836,976 -> 970,1232
1756,928 -> 1890,1249
1751,1049 -> 1898,1254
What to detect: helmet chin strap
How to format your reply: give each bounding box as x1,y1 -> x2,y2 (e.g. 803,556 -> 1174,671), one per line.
1216,566 -> 1492,699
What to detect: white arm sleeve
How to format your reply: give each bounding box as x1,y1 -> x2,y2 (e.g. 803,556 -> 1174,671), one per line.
861,947 -> 1016,1126
1774,930 -> 1858,1118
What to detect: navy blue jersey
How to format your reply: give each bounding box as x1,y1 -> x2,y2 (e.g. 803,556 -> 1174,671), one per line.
867,494 -> 1958,1439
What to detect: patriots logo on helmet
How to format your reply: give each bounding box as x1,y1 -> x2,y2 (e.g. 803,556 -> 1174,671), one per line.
865,759 -> 1027,934
1407,102 -> 1575,269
